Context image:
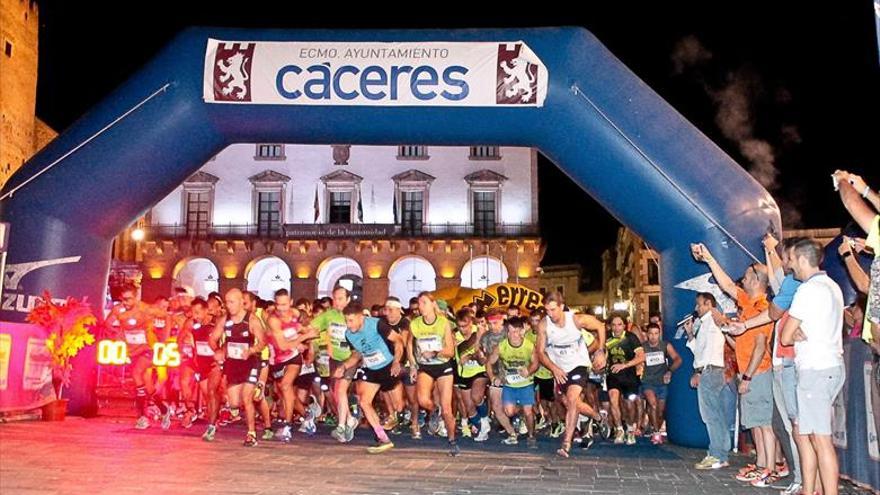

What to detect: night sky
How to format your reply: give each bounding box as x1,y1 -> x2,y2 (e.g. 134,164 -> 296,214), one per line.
34,1 -> 880,288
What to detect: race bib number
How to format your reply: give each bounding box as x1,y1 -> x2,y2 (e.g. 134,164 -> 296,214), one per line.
330,324 -> 346,341
153,319 -> 166,328
317,354 -> 330,367
419,335 -> 443,353
283,327 -> 299,340
227,342 -> 248,360
181,344 -> 194,358
124,330 -> 147,345
645,351 -> 665,367
554,345 -> 572,356
363,351 -> 387,368
464,359 -> 480,368
196,341 -> 214,357
506,371 -> 527,385
301,363 -> 316,374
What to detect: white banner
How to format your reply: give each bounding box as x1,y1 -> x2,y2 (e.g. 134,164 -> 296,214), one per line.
204,39 -> 548,107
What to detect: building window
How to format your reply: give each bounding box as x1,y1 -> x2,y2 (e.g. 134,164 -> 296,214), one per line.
469,146 -> 500,160
400,191 -> 424,234
397,145 -> 428,160
255,144 -> 285,160
392,169 -> 434,233
257,191 -> 282,236
249,170 -> 291,235
472,191 -> 497,236
647,260 -> 660,285
181,171 -> 219,237
465,169 -> 507,236
648,295 -> 661,319
329,191 -> 352,224
4,41 -> 12,58
321,170 -> 363,224
185,191 -> 210,236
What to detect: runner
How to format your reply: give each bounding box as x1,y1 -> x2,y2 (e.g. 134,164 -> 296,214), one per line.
376,297 -> 411,434
335,302 -> 406,453
307,286 -> 357,442
266,289 -> 317,442
536,291 -> 607,457
408,292 -> 460,456
527,310 -> 559,435
486,317 -> 539,448
107,285 -> 172,430
605,313 -> 646,445
208,289 -> 268,447
177,298 -> 219,429
476,308 -> 513,442
453,309 -> 490,441
243,292 -> 275,440
640,322 -> 681,444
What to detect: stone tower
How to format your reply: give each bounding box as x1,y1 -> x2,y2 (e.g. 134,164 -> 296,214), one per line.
0,0 -> 55,189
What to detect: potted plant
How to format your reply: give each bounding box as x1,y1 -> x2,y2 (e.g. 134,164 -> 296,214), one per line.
27,291 -> 96,420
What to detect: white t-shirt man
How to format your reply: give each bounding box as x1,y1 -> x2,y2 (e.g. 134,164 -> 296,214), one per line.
788,272 -> 844,371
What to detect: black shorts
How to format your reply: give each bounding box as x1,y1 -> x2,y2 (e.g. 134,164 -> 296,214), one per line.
270,355 -> 303,380
606,373 -> 641,399
419,362 -> 455,380
357,365 -> 401,392
455,372 -> 487,390
224,357 -> 261,386
534,377 -> 555,402
295,371 -> 321,389
558,366 -> 590,394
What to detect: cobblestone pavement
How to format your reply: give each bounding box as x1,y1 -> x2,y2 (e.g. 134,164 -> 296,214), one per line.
0,417 -> 871,495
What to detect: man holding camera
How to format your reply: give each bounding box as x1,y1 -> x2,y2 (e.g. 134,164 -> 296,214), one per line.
683,291 -> 730,470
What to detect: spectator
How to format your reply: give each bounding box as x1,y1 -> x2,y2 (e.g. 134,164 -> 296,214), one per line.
781,238 -> 845,495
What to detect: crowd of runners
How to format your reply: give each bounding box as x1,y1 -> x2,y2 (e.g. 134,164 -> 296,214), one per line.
106,284 -> 681,458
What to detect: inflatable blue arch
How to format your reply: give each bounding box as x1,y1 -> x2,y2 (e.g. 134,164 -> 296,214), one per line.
0,27 -> 780,448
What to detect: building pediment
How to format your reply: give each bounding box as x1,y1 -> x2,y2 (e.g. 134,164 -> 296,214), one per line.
392,169 -> 436,184
464,169 -> 508,184
321,169 -> 363,184
249,170 -> 291,183
185,171 -> 220,184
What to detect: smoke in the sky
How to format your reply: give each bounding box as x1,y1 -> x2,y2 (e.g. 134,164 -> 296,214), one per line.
671,35 -> 803,226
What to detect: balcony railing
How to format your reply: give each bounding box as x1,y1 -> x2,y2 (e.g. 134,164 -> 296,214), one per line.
144,223 -> 539,240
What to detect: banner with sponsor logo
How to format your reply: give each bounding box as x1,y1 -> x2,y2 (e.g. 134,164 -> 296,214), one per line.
204,40 -> 548,107
0,322 -> 55,413
431,283 -> 544,315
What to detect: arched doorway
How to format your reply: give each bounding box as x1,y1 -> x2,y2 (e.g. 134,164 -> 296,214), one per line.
388,256 -> 437,303
245,256 -> 291,301
172,257 -> 219,298
460,256 -> 509,289
316,257 -> 363,301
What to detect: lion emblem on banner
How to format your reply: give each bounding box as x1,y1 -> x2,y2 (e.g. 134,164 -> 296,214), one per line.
217,52 -> 250,100
500,58 -> 537,103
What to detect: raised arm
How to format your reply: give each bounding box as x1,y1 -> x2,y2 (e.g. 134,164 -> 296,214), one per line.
835,171 -> 878,234
693,243 -> 738,299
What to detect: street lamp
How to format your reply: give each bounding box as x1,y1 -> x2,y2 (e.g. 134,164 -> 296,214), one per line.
131,228 -> 145,242
612,301 -> 629,312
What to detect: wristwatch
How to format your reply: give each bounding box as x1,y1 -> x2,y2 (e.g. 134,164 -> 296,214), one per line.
841,250 -> 853,259
742,374 -> 752,382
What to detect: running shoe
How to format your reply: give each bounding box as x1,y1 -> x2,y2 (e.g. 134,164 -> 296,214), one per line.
135,416 -> 150,430
367,441 -> 395,454
244,432 -> 258,447
202,424 -> 217,442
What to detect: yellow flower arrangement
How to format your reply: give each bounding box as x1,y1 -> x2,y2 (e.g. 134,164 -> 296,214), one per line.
28,292 -> 97,399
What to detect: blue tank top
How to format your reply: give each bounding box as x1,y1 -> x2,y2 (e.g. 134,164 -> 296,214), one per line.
345,317 -> 394,370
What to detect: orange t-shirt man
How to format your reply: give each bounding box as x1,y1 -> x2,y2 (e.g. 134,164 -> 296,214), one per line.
734,289 -> 773,375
